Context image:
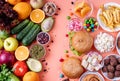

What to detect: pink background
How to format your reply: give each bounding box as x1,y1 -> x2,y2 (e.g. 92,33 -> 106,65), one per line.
39,0 -> 120,81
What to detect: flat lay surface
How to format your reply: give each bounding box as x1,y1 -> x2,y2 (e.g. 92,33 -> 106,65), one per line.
1,0 -> 120,81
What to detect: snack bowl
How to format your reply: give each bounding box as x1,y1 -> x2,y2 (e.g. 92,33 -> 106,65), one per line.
79,71 -> 104,81
68,18 -> 83,31
36,32 -> 51,45
29,44 -> 46,60
43,2 -> 57,16
73,0 -> 93,19
101,54 -> 120,80
81,51 -> 103,72
83,17 -> 99,32
94,32 -> 115,53
97,2 -> 120,32
116,32 -> 120,55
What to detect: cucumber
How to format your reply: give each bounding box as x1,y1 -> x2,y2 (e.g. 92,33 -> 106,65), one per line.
11,19 -> 29,34
22,24 -> 40,46
16,21 -> 34,41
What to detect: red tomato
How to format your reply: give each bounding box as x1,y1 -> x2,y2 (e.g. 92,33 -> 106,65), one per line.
13,61 -> 28,77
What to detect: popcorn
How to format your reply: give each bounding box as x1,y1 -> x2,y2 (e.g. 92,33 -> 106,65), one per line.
94,32 -> 114,53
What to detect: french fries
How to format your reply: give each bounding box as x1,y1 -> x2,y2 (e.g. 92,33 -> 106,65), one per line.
99,5 -> 120,29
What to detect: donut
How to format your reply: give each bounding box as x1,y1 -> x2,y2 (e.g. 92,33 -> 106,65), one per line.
72,31 -> 93,53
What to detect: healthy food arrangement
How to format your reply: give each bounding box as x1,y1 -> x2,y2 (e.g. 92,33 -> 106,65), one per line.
59,0 -> 120,81
0,0 -> 56,81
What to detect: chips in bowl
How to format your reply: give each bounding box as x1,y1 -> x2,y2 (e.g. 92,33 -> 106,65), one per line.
97,2 -> 120,32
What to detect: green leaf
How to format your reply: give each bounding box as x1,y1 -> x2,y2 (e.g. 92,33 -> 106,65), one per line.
0,30 -> 9,40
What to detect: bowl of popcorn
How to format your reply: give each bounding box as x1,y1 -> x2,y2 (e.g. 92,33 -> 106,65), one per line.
94,32 -> 115,53
81,51 -> 103,71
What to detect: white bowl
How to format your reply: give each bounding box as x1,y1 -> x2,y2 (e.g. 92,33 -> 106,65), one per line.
94,32 -> 115,53
79,71 -> 104,81
36,32 -> 51,46
97,2 -> 120,32
101,54 -> 120,81
116,32 -> 120,55
73,0 -> 94,20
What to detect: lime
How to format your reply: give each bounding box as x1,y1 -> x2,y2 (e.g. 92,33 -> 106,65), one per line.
26,58 -> 42,72
0,39 -> 4,49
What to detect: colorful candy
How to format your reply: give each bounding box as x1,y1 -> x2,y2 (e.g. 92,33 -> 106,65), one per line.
68,18 -> 82,31
84,17 -> 99,32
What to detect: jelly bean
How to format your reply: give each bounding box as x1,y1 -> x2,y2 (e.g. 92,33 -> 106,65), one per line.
86,24 -> 90,27
84,23 -> 86,26
83,17 -> 98,32
87,28 -> 90,32
95,22 -> 98,26
92,29 -> 94,32
85,20 -> 89,23
91,24 -> 94,27
84,26 -> 87,29
59,73 -> 64,78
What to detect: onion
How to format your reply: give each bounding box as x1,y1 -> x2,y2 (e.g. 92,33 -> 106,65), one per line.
0,50 -> 15,67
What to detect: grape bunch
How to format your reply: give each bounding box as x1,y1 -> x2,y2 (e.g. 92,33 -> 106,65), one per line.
0,0 -> 19,31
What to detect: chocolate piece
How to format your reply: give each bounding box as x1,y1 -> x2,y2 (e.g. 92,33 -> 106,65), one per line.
107,65 -> 115,73
104,59 -> 110,66
102,66 -> 108,72
115,71 -> 120,77
116,64 -> 120,70
110,60 -> 118,66
109,55 -> 116,60
107,72 -> 114,79
117,58 -> 120,63
109,56 -> 118,66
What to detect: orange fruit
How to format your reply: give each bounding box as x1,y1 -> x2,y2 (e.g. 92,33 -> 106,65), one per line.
30,9 -> 45,23
7,0 -> 21,5
23,71 -> 40,81
15,46 -> 29,61
13,2 -> 32,20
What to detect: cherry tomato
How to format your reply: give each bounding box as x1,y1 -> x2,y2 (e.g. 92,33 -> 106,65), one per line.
13,61 -> 28,77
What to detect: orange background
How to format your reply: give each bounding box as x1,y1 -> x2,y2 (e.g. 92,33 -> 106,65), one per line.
39,0 -> 120,81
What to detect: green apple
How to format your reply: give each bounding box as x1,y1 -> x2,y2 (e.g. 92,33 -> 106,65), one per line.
4,37 -> 18,51
0,39 -> 4,49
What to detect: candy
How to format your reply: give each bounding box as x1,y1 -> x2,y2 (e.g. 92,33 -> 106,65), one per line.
81,51 -> 102,71
83,17 -> 99,32
59,73 -> 64,78
68,18 -> 82,31
94,32 -> 114,53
